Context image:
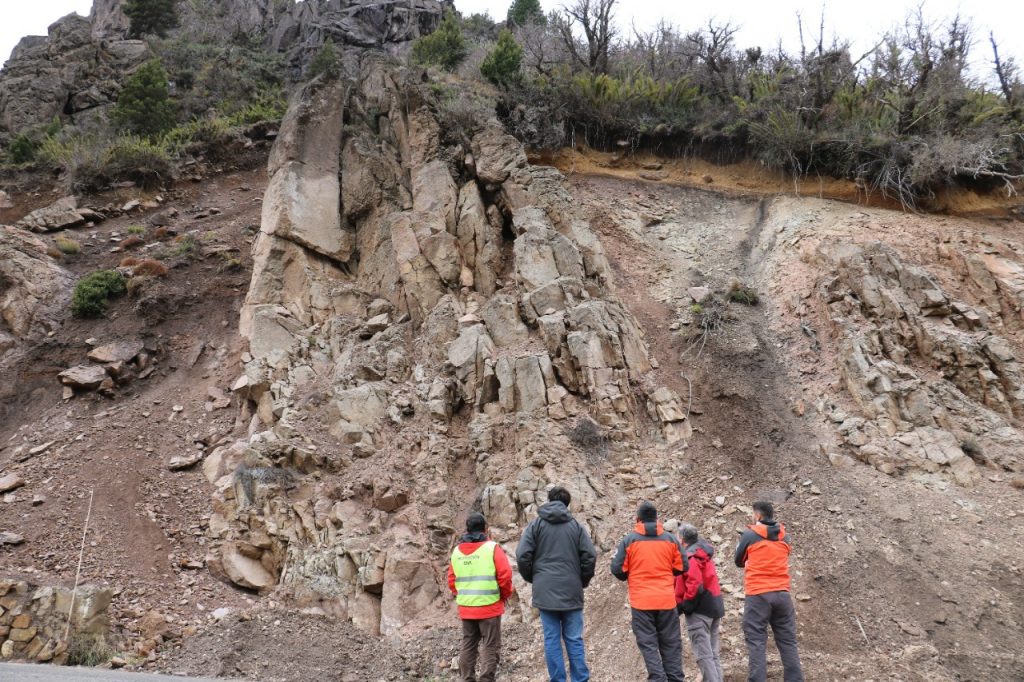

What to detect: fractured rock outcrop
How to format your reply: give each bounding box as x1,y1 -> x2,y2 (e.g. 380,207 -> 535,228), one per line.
219,49 -> 671,638
817,241 -> 1024,484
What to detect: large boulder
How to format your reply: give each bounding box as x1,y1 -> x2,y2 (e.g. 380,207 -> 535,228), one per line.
90,0 -> 129,39
241,232 -> 349,337
15,197 -> 92,233
87,340 -> 144,364
220,542 -> 277,591
58,365 -> 109,390
456,182 -> 503,295
0,227 -> 73,356
412,159 -> 458,232
471,124 -> 528,185
262,79 -> 351,262
379,544 -> 441,636
389,212 -> 447,323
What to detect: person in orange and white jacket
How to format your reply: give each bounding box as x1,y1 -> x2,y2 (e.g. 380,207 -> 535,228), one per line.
611,501 -> 686,682
734,501 -> 804,682
447,513 -> 514,682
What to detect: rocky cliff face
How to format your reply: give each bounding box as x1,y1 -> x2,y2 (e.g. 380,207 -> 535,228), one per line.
206,55 -> 689,635
0,13 -> 148,134
0,0 -> 449,136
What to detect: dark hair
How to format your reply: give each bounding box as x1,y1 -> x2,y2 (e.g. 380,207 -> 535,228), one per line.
753,501 -> 775,521
466,512 -> 487,533
637,500 -> 657,522
547,485 -> 571,507
678,523 -> 699,545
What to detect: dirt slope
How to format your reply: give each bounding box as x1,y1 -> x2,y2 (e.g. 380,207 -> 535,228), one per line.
1,168 -> 268,660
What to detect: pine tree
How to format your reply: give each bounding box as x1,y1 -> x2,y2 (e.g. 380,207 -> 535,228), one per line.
507,0 -> 546,27
410,11 -> 468,72
125,0 -> 179,38
306,40 -> 340,80
113,60 -> 176,137
481,30 -> 523,87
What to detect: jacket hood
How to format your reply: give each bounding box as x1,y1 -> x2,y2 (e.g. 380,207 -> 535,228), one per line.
634,520 -> 664,536
686,538 -> 715,559
750,520 -> 785,541
458,531 -> 489,544
538,501 -> 572,523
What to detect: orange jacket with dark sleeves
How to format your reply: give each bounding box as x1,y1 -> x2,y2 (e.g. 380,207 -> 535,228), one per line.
610,520 -> 686,610
734,520 -> 792,596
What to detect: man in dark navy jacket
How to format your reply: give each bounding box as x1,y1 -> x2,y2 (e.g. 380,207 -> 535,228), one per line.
517,485 -> 597,682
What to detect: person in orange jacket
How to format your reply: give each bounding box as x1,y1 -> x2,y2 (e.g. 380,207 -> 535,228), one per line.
611,501 -> 687,682
734,501 -> 804,682
448,513 -> 515,682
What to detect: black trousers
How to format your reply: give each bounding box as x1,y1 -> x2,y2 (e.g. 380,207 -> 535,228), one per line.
630,608 -> 685,682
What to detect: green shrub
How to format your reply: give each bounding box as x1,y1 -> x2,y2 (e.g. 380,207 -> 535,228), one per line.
100,135 -> 174,190
411,11 -> 468,71
125,0 -> 178,38
462,13 -> 501,41
113,60 -> 176,137
225,89 -> 288,126
55,236 -> 81,255
306,40 -> 339,80
8,134 -> 37,164
727,284 -> 760,306
481,30 -> 523,87
162,116 -> 234,154
72,270 -> 127,318
127,225 -> 146,235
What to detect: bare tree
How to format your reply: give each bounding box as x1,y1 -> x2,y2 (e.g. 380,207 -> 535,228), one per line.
517,18 -> 569,76
991,32 -> 1021,120
553,0 -> 617,74
628,20 -> 687,81
680,21 -> 738,102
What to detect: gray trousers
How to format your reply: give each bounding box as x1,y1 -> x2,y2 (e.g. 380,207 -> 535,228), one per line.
742,591 -> 804,682
631,608 -> 685,682
684,613 -> 723,682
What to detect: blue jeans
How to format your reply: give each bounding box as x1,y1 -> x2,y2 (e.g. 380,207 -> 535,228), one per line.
539,609 -> 589,682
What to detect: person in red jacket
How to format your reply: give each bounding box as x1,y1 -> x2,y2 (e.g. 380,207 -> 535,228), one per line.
674,524 -> 725,682
448,513 -> 514,682
734,501 -> 804,682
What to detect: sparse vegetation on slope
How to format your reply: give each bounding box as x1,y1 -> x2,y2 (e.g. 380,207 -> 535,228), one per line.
72,270 -> 127,318
455,1 -> 1024,207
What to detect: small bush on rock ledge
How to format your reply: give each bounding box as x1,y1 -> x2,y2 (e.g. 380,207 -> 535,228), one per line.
72,270 -> 127,318
411,11 -> 468,72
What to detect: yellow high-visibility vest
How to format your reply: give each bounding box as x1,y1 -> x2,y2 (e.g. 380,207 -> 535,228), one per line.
451,540 -> 500,607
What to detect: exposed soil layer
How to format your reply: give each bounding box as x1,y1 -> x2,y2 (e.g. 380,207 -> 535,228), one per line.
538,146 -> 1024,219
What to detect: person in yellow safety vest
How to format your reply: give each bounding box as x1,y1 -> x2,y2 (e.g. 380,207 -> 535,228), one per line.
447,512 -> 515,682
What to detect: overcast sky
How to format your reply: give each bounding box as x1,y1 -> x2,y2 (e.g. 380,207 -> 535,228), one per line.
3,1 -> 1021,75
